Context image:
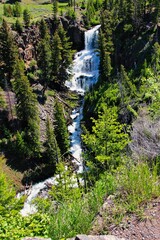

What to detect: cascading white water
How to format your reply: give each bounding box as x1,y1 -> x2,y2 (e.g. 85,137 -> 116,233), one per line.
66,25 -> 100,95
66,25 -> 100,173
18,25 -> 100,216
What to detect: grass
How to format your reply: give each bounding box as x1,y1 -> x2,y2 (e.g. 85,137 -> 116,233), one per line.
42,161 -> 160,239
0,0 -> 68,24
0,155 -> 23,191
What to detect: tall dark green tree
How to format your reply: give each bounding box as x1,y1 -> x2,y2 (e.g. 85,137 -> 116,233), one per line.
45,117 -> 61,167
54,99 -> 70,156
37,38 -> 51,96
13,60 -> 40,157
23,9 -> 30,27
50,26 -> 73,89
53,0 -> 58,20
50,30 -> 62,87
0,19 -> 18,84
39,19 -> 49,40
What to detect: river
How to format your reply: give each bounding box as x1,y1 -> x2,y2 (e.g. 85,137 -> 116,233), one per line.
18,24 -> 101,216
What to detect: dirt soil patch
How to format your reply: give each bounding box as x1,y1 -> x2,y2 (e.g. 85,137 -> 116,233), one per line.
109,198 -> 160,240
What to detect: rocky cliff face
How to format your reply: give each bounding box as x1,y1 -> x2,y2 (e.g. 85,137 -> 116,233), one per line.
14,17 -> 85,63
60,16 -> 85,50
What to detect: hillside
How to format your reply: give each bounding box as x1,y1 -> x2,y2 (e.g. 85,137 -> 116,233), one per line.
0,0 -> 160,239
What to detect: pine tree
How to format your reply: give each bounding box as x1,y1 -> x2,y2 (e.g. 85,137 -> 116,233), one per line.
50,26 -> 74,89
39,19 -> 49,40
37,38 -> 51,96
23,9 -> 30,27
0,19 -> 18,84
13,1 -> 21,17
13,60 -> 40,157
50,31 -> 62,87
45,117 -> 61,167
82,106 -> 129,172
54,99 -> 70,156
57,26 -> 74,85
53,0 -> 58,20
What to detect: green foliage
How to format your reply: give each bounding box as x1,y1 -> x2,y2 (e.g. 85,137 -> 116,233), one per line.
0,19 -> 18,83
116,163 -> 160,213
13,1 -> 22,17
0,212 -> 50,240
45,117 -> 61,166
13,59 -> 41,158
13,19 -> 23,34
3,2 -> 21,18
37,35 -> 51,96
23,8 -> 30,27
49,162 -> 81,204
53,0 -> 58,20
47,173 -> 115,240
83,106 -> 129,175
0,87 -> 6,109
54,99 -> 70,155
50,26 -> 73,88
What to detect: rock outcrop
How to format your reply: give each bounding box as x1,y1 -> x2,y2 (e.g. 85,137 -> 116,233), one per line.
14,17 -> 85,64
68,235 -> 125,240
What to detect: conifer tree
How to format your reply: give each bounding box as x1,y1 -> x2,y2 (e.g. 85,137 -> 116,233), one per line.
23,9 -> 30,27
120,65 -> 136,97
54,99 -> 70,156
50,26 -> 73,88
0,20 -> 18,84
45,117 -> 61,167
53,0 -> 58,20
39,19 -> 49,40
13,1 -> 21,17
50,31 -> 62,87
82,106 -> 129,172
37,37 -> 51,96
13,60 -> 40,157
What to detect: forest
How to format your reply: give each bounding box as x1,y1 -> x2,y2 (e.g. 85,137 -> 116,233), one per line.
0,0 -> 160,239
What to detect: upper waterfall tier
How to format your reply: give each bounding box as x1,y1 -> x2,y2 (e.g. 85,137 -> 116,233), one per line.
85,25 -> 101,50
65,25 -> 101,94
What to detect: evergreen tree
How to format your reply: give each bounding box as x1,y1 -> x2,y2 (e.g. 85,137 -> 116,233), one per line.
37,38 -> 51,96
152,43 -> 160,75
50,26 -> 73,88
13,60 -> 40,157
120,65 -> 136,98
53,0 -> 58,20
14,19 -> 23,34
54,99 -> 70,156
45,117 -> 61,167
86,0 -> 95,25
57,26 -> 74,84
13,1 -> 21,17
82,106 -> 129,172
0,20 -> 18,84
23,9 -> 30,27
50,30 -> 62,87
39,19 -> 49,40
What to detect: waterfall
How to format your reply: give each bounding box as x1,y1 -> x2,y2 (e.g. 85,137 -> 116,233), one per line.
66,25 -> 100,172
18,25 -> 100,216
